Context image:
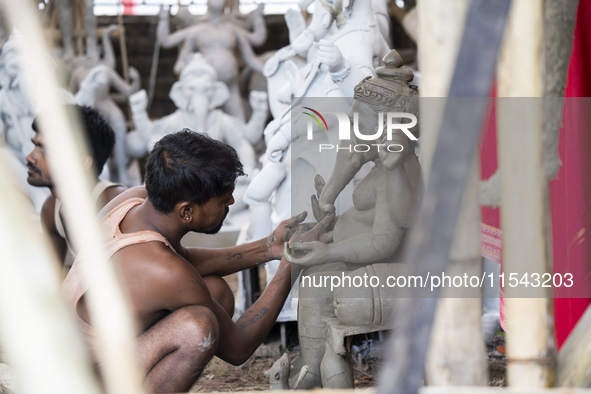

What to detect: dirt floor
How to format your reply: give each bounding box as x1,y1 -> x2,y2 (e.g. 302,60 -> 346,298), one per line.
189,333 -> 506,392
190,347 -> 380,392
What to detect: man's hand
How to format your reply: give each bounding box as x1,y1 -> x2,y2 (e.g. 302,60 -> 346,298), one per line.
266,211 -> 308,260
283,213 -> 335,266
290,214 -> 334,245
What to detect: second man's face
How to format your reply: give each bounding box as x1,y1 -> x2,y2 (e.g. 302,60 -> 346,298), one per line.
25,132 -> 53,188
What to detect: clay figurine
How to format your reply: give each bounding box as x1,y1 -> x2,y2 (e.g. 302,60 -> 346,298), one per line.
281,50 -> 421,389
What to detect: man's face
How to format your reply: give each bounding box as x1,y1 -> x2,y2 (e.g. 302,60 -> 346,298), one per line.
196,188 -> 235,234
25,132 -> 53,188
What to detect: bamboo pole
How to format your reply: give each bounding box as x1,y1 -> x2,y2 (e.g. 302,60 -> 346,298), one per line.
0,1 -> 144,394
0,153 -> 100,394
418,0 -> 487,386
496,0 -> 554,389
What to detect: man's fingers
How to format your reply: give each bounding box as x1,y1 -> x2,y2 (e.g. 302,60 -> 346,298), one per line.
288,211 -> 308,227
283,211 -> 308,241
297,222 -> 316,232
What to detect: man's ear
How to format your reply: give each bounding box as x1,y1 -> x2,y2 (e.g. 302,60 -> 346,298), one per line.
178,202 -> 194,223
83,156 -> 93,171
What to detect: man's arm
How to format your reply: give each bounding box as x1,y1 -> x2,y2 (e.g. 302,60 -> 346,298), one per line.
40,196 -> 68,265
182,211 -> 307,277
184,239 -> 270,277
154,217 -> 328,365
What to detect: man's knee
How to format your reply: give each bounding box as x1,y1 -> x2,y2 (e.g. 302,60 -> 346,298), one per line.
175,305 -> 220,354
203,276 -> 235,317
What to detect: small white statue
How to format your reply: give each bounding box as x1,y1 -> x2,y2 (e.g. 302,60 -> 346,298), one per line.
69,25 -> 141,186
55,0 -> 98,60
157,0 -> 267,121
128,53 -> 268,192
0,32 -> 35,162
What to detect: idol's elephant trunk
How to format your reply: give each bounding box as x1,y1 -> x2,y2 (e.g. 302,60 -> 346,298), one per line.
189,95 -> 209,133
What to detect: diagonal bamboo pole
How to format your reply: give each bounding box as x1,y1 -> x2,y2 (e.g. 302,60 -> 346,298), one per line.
0,151 -> 100,394
496,0 -> 555,388
418,0 -> 488,386
0,1 -> 144,393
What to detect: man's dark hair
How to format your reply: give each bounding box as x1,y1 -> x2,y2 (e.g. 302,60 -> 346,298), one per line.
145,129 -> 245,213
33,105 -> 115,176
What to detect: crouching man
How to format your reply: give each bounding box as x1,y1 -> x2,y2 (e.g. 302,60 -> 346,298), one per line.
63,129 -> 325,392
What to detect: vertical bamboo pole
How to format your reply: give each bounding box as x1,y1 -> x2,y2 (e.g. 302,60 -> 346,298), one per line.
0,1 -> 144,393
418,0 -> 488,386
0,153 -> 100,394
497,0 -> 554,388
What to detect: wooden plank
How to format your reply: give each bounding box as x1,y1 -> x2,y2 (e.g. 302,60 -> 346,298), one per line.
496,0 -> 554,389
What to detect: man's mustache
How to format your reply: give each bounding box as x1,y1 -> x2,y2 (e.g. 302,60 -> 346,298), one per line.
26,162 -> 39,173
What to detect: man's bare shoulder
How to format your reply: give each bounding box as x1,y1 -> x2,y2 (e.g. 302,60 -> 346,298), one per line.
100,185 -> 129,207
99,186 -> 147,217
117,241 -> 210,309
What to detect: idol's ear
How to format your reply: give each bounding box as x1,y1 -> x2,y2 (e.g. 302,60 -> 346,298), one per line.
169,81 -> 188,109
209,81 -> 230,109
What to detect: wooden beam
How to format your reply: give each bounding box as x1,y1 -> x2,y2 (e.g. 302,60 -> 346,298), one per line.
496,0 -> 554,389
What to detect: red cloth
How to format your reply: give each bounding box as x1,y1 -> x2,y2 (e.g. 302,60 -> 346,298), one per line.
553,0 -> 591,348
480,0 -> 591,348
123,0 -> 136,15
